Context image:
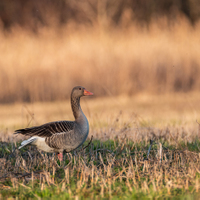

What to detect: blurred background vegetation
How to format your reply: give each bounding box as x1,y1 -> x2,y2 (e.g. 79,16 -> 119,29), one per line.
0,0 -> 200,103
1,0 -> 200,30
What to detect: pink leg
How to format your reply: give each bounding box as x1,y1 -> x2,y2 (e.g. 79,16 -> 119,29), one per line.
57,153 -> 63,162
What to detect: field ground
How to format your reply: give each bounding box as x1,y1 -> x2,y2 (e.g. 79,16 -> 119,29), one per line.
1,92 -> 200,134
1,93 -> 200,199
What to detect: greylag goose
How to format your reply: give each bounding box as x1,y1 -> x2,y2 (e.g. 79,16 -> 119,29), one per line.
14,86 -> 93,161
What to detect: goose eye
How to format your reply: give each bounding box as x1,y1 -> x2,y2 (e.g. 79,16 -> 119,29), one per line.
79,88 -> 82,90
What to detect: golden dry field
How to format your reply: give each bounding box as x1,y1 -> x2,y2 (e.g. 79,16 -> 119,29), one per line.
0,92 -> 200,139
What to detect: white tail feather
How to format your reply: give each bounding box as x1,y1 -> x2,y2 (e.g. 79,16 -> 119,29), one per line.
18,137 -> 54,152
18,137 -> 37,149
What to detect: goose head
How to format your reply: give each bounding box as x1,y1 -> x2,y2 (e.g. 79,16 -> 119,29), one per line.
72,86 -> 93,98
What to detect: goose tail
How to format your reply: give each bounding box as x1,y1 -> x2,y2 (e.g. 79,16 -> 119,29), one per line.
18,137 -> 37,149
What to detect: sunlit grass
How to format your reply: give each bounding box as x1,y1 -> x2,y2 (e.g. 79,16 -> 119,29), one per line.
1,137 -> 200,199
0,92 -> 200,135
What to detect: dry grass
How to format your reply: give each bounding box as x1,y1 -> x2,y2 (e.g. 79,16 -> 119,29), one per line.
1,128 -> 200,199
1,93 -> 200,198
0,17 -> 200,102
0,92 -> 200,142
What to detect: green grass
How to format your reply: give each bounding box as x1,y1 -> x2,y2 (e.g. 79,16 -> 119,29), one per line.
1,135 -> 200,199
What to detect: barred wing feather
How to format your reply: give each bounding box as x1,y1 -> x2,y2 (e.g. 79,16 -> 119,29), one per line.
15,121 -> 75,138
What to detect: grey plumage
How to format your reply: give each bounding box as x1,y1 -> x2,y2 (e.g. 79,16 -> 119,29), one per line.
14,86 -> 93,158
15,121 -> 74,138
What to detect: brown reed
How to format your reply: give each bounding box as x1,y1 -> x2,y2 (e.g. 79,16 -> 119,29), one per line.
0,16 -> 200,103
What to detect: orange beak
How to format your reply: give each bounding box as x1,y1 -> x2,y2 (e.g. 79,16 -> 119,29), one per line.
84,89 -> 93,96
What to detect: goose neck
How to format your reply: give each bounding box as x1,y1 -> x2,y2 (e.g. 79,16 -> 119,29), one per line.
71,96 -> 83,119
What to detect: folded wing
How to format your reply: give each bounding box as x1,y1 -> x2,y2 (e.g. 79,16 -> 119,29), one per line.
15,121 -> 75,138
